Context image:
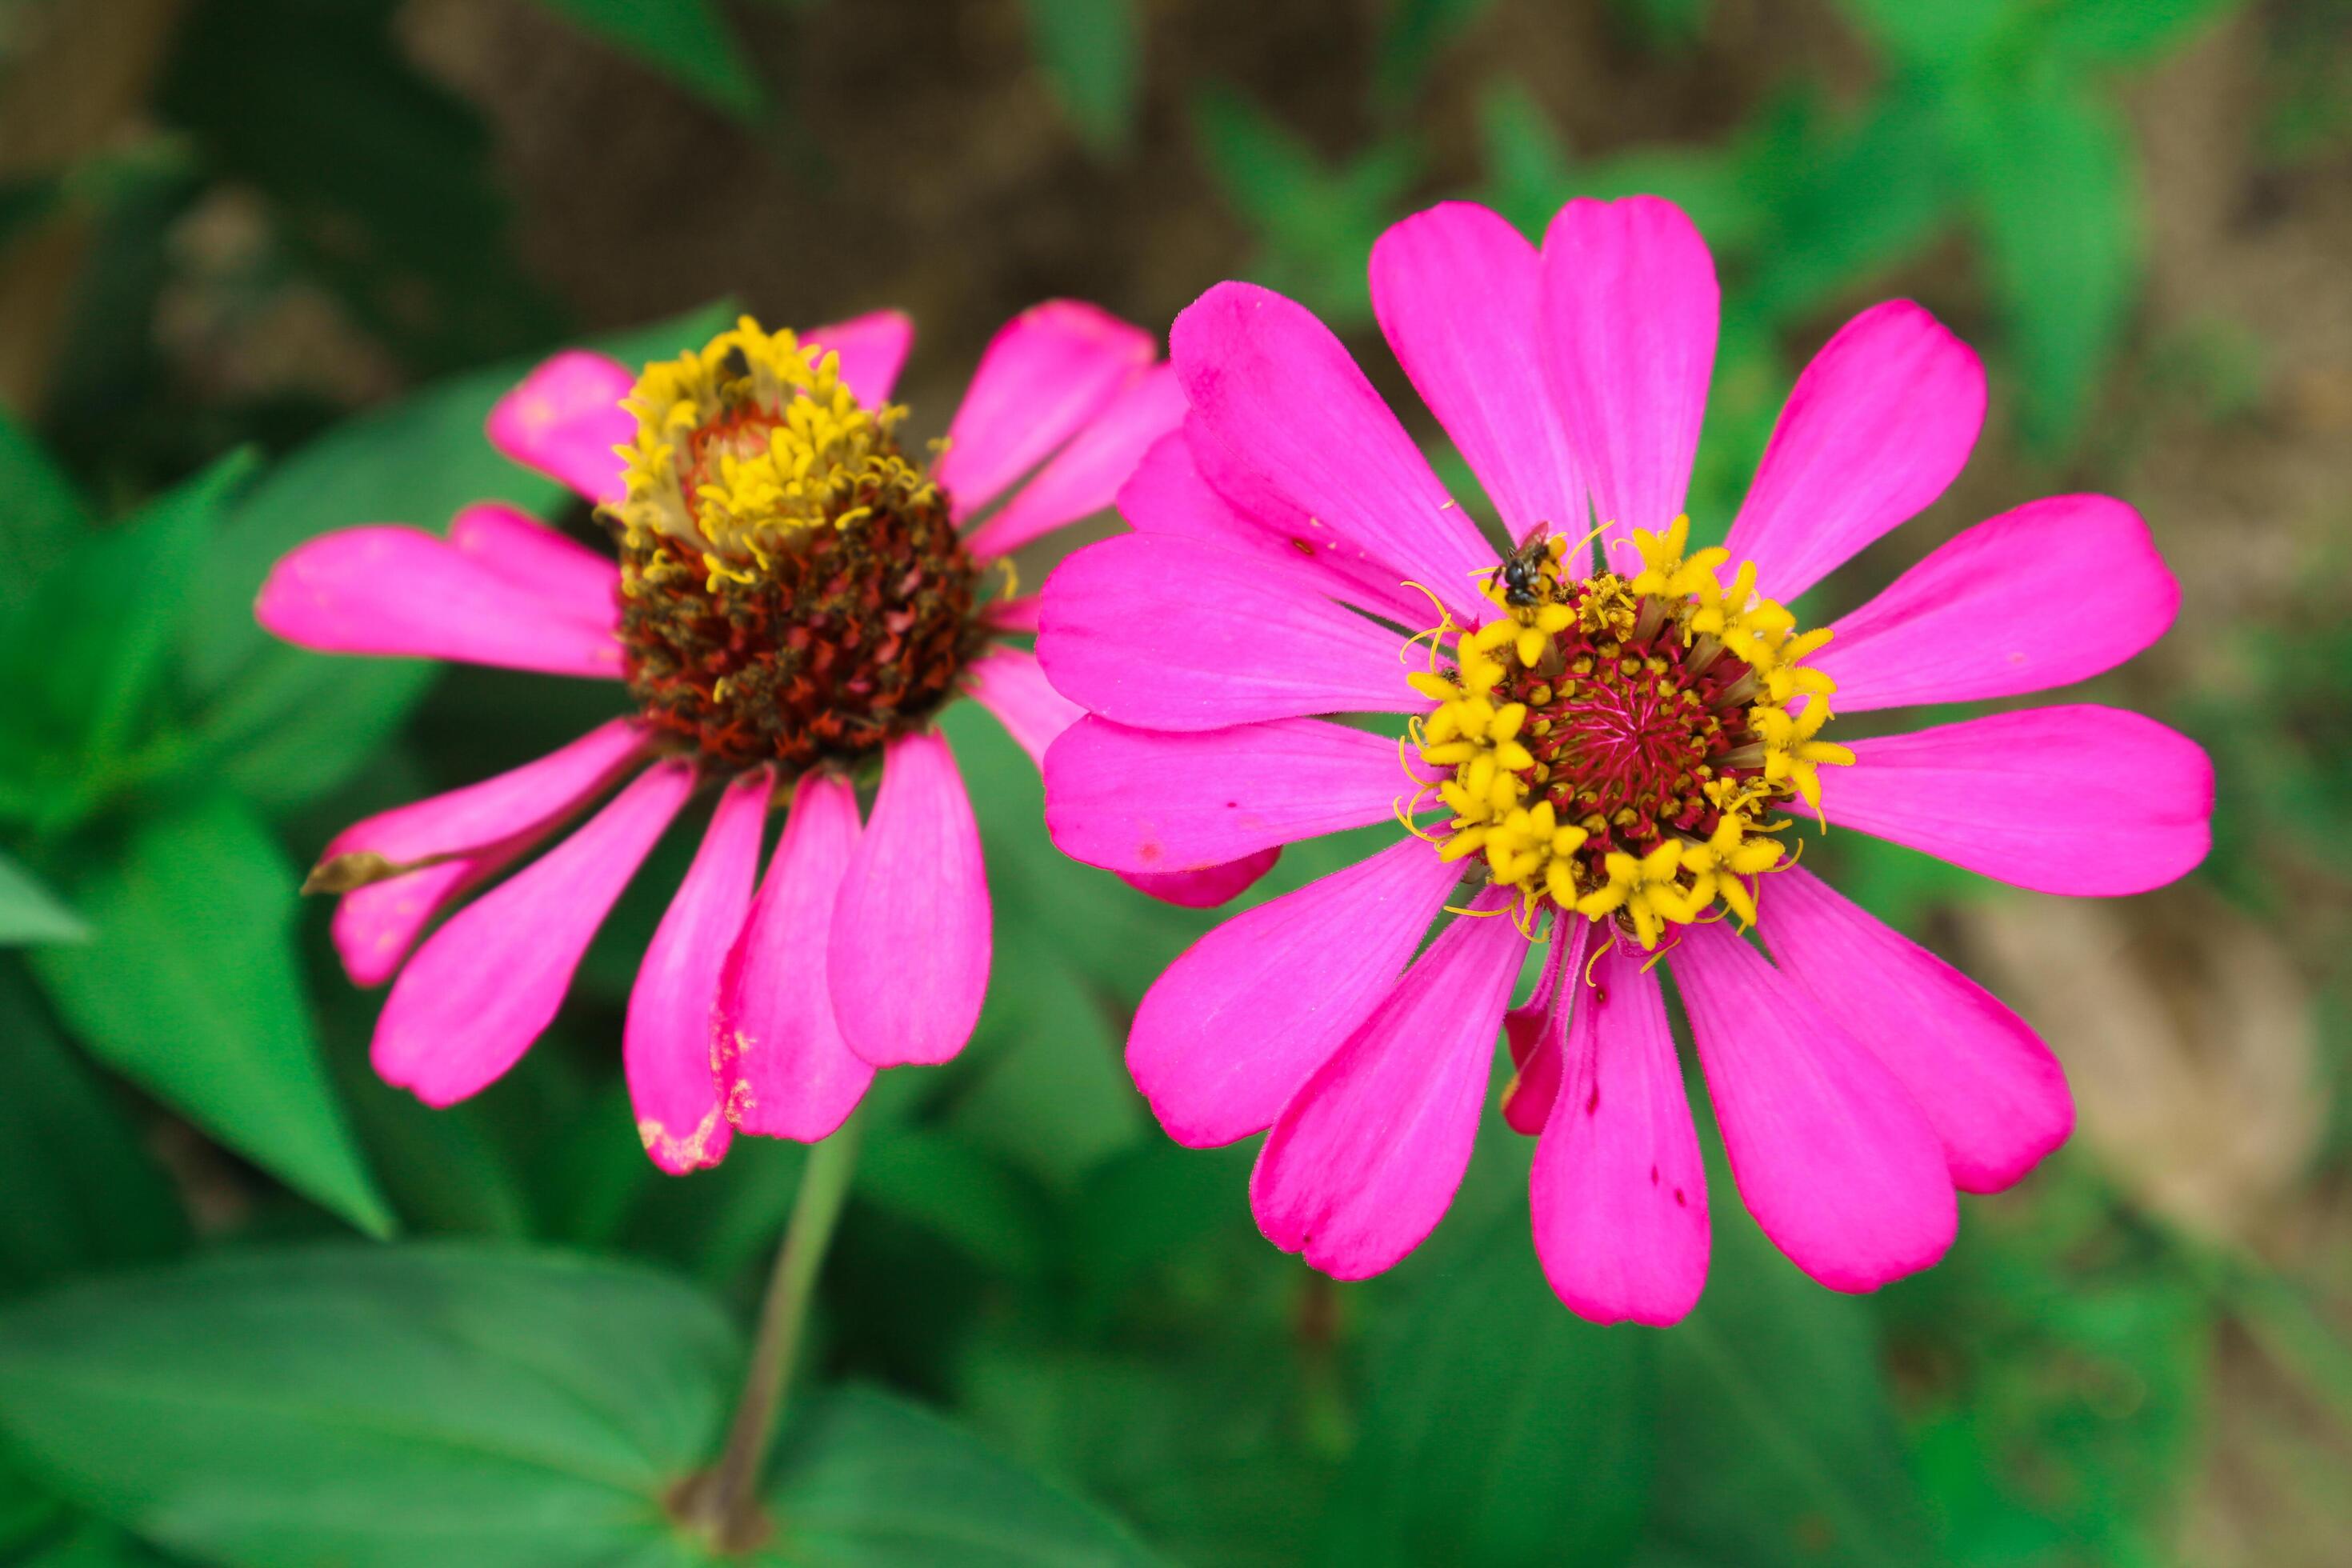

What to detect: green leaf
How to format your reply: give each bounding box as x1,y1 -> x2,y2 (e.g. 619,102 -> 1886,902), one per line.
159,0 -> 563,378
1961,83 -> 2138,451
0,1245 -> 738,1568
0,966 -> 184,1293
858,1126 -> 1054,1279
2042,0 -> 2235,65
1020,0 -> 1143,155
0,854 -> 87,946
1828,0 -> 2005,71
1191,86 -> 1419,329
754,1386 -> 1163,1566
1648,1209 -> 1936,1566
530,0 -> 765,121
949,943 -> 1146,1193
1746,92 -> 1960,323
0,452 -> 254,819
30,795 -> 391,1237
1320,1210 -> 1656,1566
1376,0 -> 1505,109
0,404 -> 87,622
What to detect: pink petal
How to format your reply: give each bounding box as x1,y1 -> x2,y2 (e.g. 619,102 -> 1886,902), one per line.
1121,424 -> 1430,627
1115,849 -> 1281,910
937,301 -> 1157,519
984,596 -> 1042,634
1250,898 -> 1525,1278
446,503 -> 621,629
1671,921 -> 1957,1293
1760,867 -> 2072,1193
1371,202 -> 1586,554
1128,835 -> 1460,1146
829,733 -> 990,1066
1723,300 -> 1987,602
1043,715 -> 1423,875
803,310 -> 915,410
962,645 -> 1080,770
317,718 -> 650,875
1502,919 -> 1586,1136
1537,196 -> 1718,576
335,863 -> 487,990
321,719 -> 654,986
372,760 -> 696,1106
623,770 -> 770,1174
1037,534 -> 1415,731
717,774 -> 874,1142
1814,494 -> 2178,712
485,350 -> 635,506
1530,936 -> 1710,1325
1170,282 -> 1494,621
257,526 -> 625,678
1821,705 -> 2214,896
964,365 -> 1186,559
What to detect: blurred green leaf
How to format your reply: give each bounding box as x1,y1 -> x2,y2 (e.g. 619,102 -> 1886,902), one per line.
1961,82 -> 2138,450
530,0 -> 766,122
0,966 -> 184,1294
1021,0 -> 1144,155
1193,86 -> 1420,327
2042,0 -> 2236,65
754,1386 -> 1163,1566
0,854 -> 87,946
950,944 -> 1146,1193
0,1245 -> 737,1568
0,406 -> 86,622
1320,1210 -> 1657,1566
160,0 -> 563,376
859,1126 -> 1054,1279
1649,1208 -> 1935,1566
1377,0 -> 1504,109
1475,81 -> 1578,236
30,794 -> 391,1237
1830,0 -> 2005,72
1746,92 -> 1959,323
0,452 -> 254,825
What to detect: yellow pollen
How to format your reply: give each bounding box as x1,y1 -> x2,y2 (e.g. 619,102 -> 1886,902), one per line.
611,315 -> 942,589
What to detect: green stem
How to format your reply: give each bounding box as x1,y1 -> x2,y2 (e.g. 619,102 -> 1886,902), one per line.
680,1106 -> 866,1551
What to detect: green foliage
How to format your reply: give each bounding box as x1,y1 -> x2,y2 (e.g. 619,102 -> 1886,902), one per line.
1021,0 -> 1146,156
1,2 -> 2340,1564
1193,86 -> 1420,328
1318,1213 -> 1655,1566
529,0 -> 766,122
31,794 -> 391,1237
0,967 -> 185,1294
0,1246 -> 1156,1568
0,854 -> 86,946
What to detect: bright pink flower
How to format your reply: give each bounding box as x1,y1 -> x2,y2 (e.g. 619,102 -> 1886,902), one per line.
1035,198 -> 2209,1322
262,305 -> 1176,1171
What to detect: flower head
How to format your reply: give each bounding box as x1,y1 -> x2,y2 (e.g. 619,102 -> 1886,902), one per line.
260,303 -> 1182,1170
1036,197 -> 2209,1321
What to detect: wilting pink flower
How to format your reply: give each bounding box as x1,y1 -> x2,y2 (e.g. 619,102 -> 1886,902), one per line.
1035,197 -> 2210,1322
261,306 -> 1179,1170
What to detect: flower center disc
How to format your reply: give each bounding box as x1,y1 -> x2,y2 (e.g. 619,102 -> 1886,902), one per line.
1410,520 -> 1853,946
612,318 -> 981,771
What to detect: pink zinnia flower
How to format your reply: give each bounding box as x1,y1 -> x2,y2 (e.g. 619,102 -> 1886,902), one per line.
260,305 -> 1179,1170
1035,198 -> 2211,1322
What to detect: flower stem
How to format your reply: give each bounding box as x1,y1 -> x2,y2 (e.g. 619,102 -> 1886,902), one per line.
677,1106 -> 866,1552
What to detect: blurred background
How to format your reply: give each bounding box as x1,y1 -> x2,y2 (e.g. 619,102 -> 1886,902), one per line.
2,0 -> 2350,1564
